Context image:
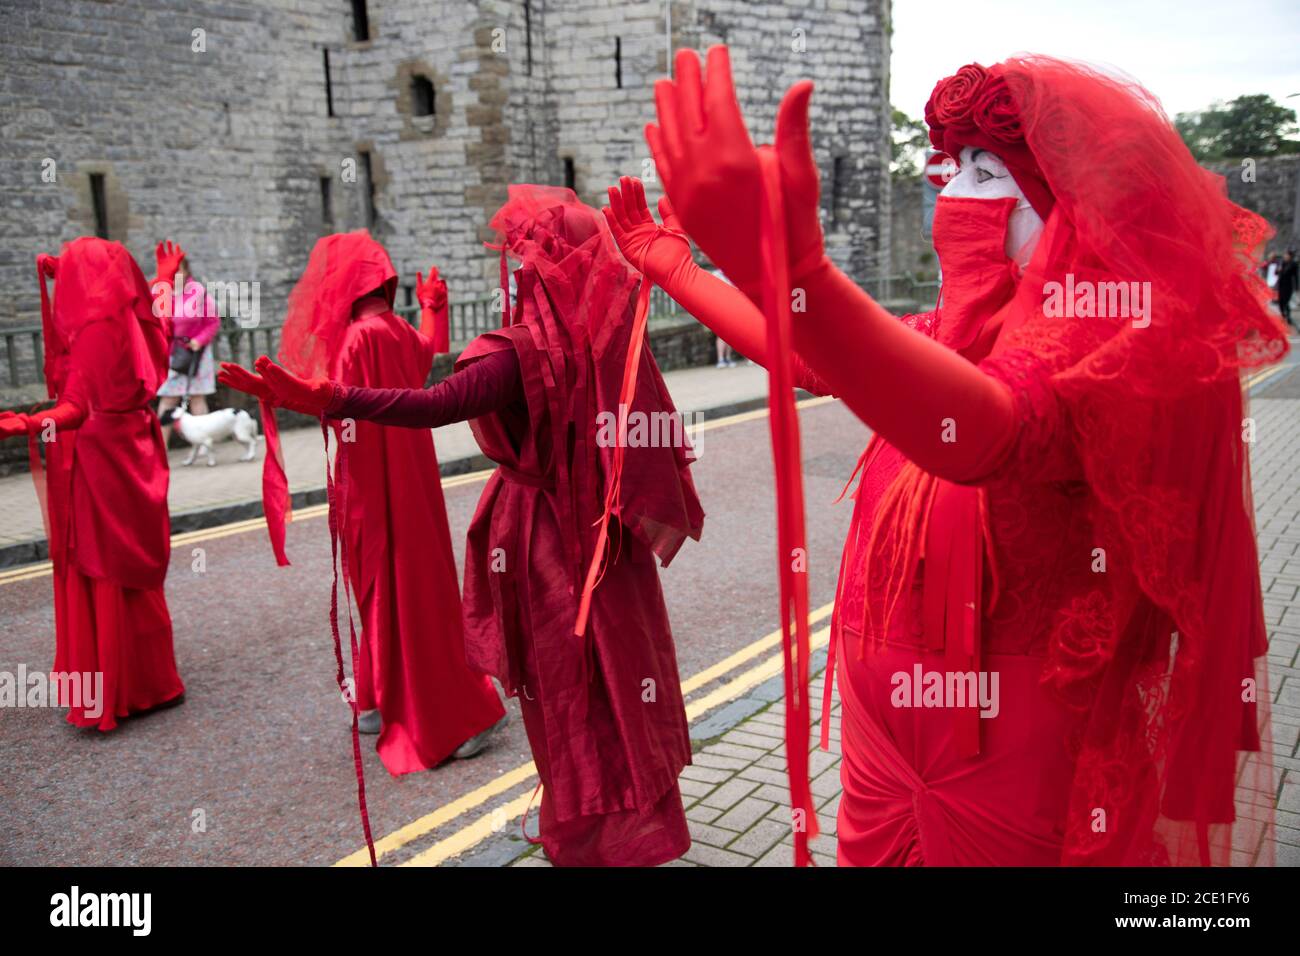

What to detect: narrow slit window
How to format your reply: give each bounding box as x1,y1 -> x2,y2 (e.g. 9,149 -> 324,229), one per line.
351,0 -> 370,42
524,1 -> 533,76
319,175 -> 333,227
88,173 -> 108,239
323,49 -> 335,117
411,76 -> 435,117
831,156 -> 847,224
360,151 -> 376,228
563,157 -> 576,192
614,37 -> 622,89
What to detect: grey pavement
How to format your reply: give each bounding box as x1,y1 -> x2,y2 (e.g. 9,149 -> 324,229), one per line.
0,361 -> 770,559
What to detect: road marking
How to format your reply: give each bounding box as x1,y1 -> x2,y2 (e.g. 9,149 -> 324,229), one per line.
395,624 -> 834,868
1246,363 -> 1291,391
336,609 -> 835,866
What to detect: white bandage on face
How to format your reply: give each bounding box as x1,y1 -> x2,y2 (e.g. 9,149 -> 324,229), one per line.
941,146 -> 1044,266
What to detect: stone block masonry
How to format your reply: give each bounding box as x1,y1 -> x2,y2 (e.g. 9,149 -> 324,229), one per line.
0,0 -> 891,335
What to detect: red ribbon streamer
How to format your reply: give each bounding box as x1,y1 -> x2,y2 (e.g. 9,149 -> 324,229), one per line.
756,149 -> 818,866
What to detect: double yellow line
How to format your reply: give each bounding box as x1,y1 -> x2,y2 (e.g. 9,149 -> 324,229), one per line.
335,603 -> 835,867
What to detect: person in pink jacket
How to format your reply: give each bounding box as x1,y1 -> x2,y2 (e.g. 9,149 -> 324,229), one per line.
156,253 -> 220,439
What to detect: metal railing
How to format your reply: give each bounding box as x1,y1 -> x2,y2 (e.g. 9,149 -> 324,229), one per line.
1,278 -> 937,390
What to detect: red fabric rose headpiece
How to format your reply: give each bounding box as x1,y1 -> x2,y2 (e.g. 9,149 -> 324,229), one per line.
924,62 -> 1055,219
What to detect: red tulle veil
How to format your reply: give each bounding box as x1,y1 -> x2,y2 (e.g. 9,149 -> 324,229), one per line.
884,55 -> 1287,865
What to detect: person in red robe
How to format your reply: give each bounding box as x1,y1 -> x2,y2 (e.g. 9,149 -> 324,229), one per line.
226,231 -> 506,777
0,239 -> 186,731
633,47 -> 1283,866
222,188 -> 706,866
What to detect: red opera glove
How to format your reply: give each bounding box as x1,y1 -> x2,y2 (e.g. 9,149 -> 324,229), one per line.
154,240 -> 186,288
647,47 -> 828,295
25,402 -> 87,438
0,411 -> 29,440
416,266 -> 448,313
219,361 -> 333,417
253,356 -> 337,417
604,176 -> 770,363
36,254 -> 57,280
646,47 -> 766,294
218,362 -> 276,404
415,265 -> 450,351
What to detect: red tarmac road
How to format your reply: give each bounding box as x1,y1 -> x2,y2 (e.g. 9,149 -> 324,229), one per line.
0,400 -> 867,865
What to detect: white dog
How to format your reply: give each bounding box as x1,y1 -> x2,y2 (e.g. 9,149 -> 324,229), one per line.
161,406 -> 261,467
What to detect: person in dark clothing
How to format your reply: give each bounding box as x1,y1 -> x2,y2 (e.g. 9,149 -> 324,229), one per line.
1278,250 -> 1298,329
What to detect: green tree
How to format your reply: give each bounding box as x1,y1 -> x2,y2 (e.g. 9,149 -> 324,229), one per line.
891,108 -> 928,179
1176,94 -> 1300,160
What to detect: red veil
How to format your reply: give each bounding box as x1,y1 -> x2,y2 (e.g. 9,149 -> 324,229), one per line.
905,56 -> 1286,865
39,237 -> 168,400
483,185 -> 704,637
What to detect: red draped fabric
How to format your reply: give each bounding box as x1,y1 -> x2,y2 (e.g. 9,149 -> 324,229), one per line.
456,186 -> 704,864
33,238 -> 182,731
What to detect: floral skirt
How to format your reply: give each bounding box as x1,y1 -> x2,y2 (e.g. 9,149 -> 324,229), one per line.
157,344 -> 216,397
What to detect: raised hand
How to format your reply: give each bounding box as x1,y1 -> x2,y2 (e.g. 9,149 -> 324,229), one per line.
602,176 -> 692,285
415,266 -> 448,312
154,240 -> 187,286
254,356 -> 336,416
646,46 -> 764,293
36,254 -> 57,280
773,81 -> 825,281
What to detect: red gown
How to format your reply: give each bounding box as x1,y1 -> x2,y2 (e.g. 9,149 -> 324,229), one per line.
35,239 -> 183,731
328,309 -> 505,774
329,190 -> 706,864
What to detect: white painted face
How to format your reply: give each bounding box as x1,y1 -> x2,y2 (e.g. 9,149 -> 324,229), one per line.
940,146 -> 1043,265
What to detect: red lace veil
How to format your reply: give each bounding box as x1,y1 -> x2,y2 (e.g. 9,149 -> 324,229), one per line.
906,56 -> 1286,865
486,185 -> 704,637
38,237 -> 168,399
278,230 -> 398,379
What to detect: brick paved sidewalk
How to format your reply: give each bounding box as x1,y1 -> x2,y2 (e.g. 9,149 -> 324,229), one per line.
509,390 -> 1300,868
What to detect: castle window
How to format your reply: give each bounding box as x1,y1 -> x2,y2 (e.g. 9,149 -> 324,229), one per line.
320,175 -> 333,227
89,173 -> 108,239
524,1 -> 533,76
323,49 -> 335,117
411,76 -> 435,117
351,0 -> 370,42
831,156 -> 847,224
563,157 -> 576,192
614,37 -> 623,89
359,150 -> 376,228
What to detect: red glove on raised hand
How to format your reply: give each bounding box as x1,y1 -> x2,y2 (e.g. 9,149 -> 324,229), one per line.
647,47 -> 765,294
415,265 -> 450,351
647,47 -> 828,296
253,356 -> 337,417
604,176 -> 772,363
36,254 -> 57,280
416,266 -> 448,312
154,240 -> 187,287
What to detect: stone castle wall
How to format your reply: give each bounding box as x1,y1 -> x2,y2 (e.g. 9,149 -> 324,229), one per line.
0,0 -> 891,338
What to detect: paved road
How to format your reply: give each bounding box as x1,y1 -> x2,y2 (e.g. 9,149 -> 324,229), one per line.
0,397 -> 868,866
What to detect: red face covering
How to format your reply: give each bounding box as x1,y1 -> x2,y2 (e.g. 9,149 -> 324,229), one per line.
931,195 -> 1020,353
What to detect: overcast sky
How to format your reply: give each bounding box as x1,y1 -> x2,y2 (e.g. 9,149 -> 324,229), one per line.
890,0 -> 1300,121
